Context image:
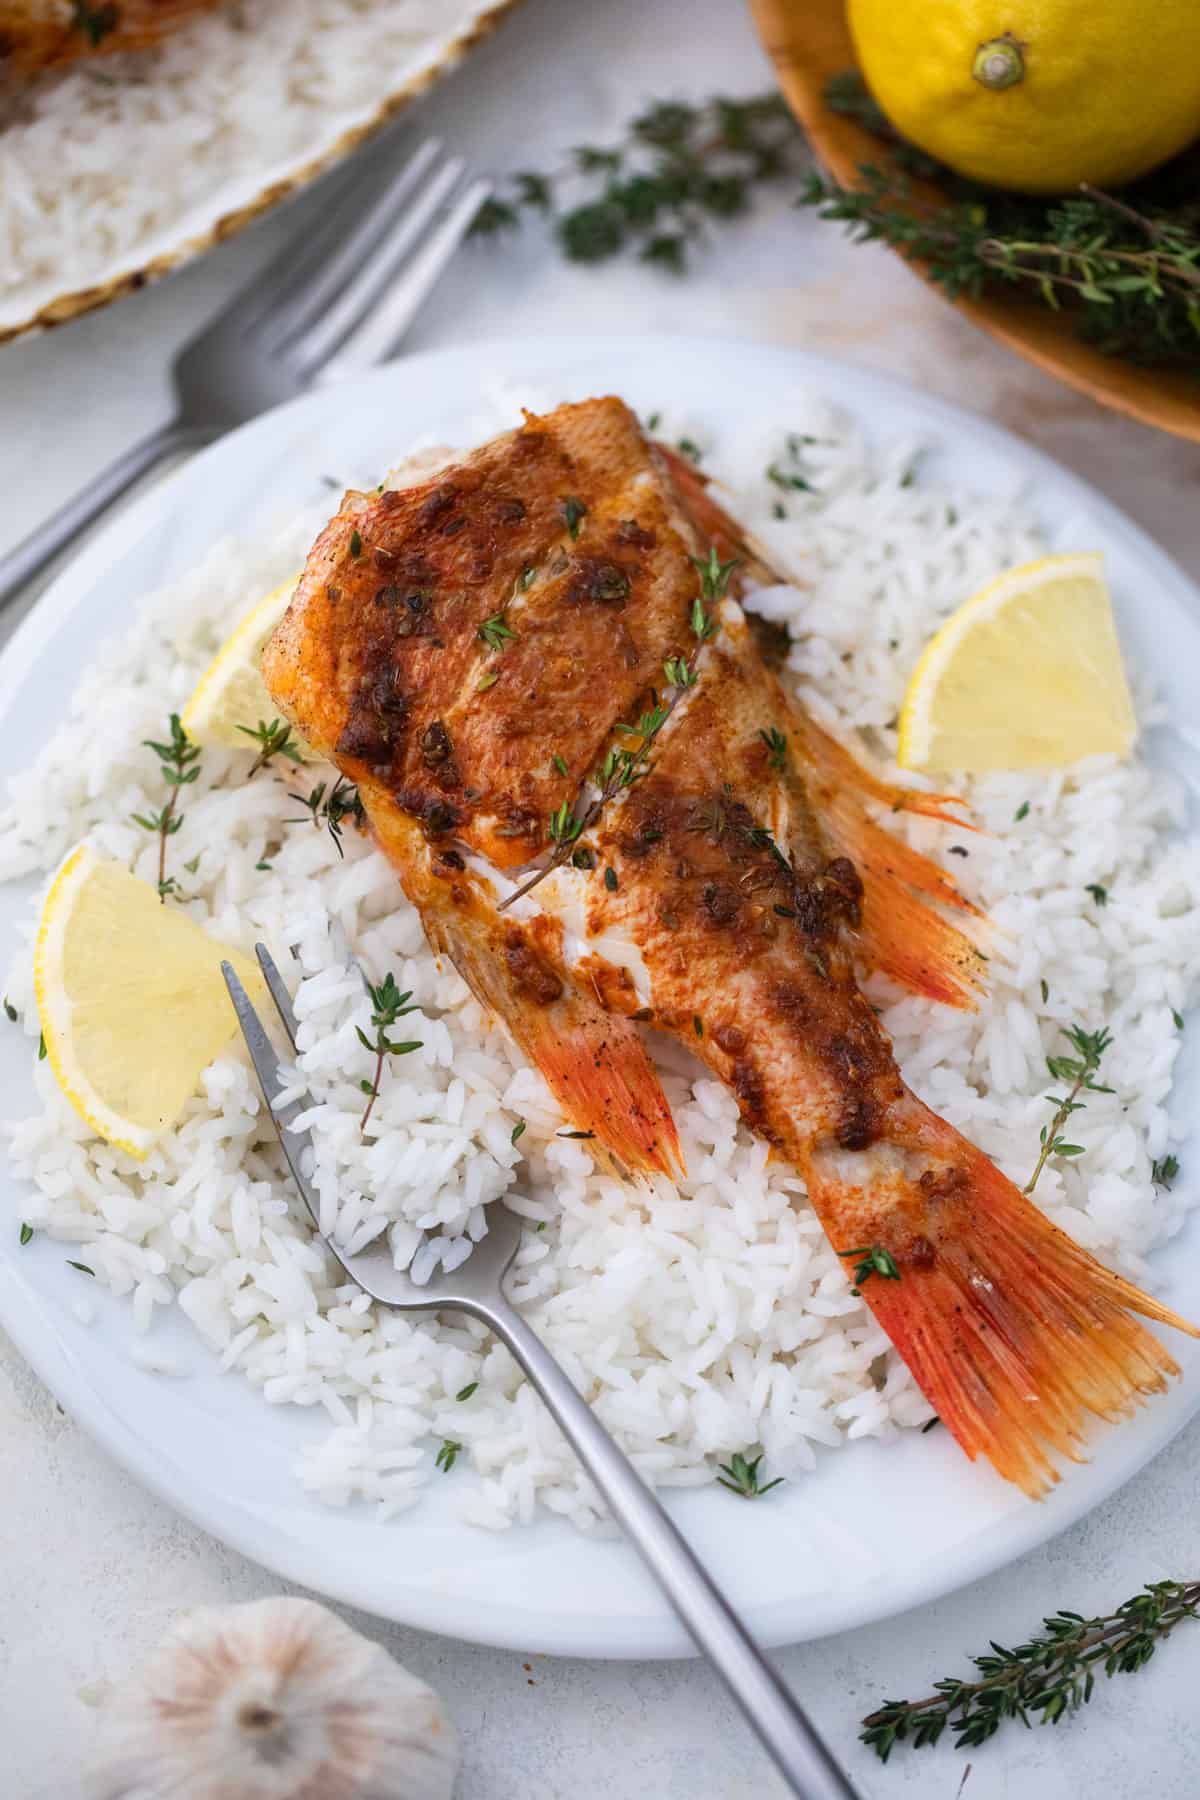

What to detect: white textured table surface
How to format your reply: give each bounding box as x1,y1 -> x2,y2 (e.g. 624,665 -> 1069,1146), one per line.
2,2 -> 1199,1796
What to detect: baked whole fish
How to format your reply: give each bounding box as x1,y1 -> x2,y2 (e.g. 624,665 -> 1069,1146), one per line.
264,396 -> 1196,1496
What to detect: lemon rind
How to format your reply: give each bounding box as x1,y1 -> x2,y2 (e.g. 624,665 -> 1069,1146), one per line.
34,844 -> 157,1160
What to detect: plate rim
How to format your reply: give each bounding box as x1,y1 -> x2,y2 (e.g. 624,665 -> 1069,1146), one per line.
0,0 -> 521,348
2,332 -> 1199,1659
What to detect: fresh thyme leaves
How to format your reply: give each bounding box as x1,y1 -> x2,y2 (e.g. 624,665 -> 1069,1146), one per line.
693,1015 -> 704,1038
717,1450 -> 784,1499
1041,979 -> 1050,1004
70,1 -> 118,47
690,593 -> 719,643
1152,1154 -> 1180,1189
560,495 -> 587,540
476,672 -> 500,693
548,801 -> 584,845
676,437 -> 704,464
478,612 -> 517,652
551,753 -> 569,777
66,1259 -> 95,1276
288,777 -> 365,856
19,1223 -> 32,1245
456,1383 -> 479,1402
759,725 -> 788,771
558,1129 -> 596,1140
692,545 -> 738,602
356,972 -> 421,1134
838,1244 -> 901,1292
604,866 -> 619,892
1014,801 -> 1031,821
766,460 -> 813,494
238,718 -> 304,777
349,529 -> 363,560
470,94 -> 804,273
1085,883 -> 1109,906
1172,1008 -> 1185,1030
663,654 -> 698,688
510,1119 -> 526,1144
37,1032 -> 46,1061
3,997 -> 16,1022
435,1438 -> 463,1474
1024,1024 -> 1114,1194
803,73 -> 1200,370
861,1579 -> 1200,1761
133,714 -> 201,901
571,845 -> 595,870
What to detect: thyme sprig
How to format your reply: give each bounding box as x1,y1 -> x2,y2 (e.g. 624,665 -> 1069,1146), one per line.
496,546 -> 737,913
288,777 -> 366,857
837,1243 -> 900,1293
238,718 -> 305,777
803,73 -> 1200,369
357,972 -> 421,1134
1024,1024 -> 1114,1194
470,94 -> 804,273
717,1450 -> 784,1499
862,1579 -> 1200,1760
132,714 -> 202,900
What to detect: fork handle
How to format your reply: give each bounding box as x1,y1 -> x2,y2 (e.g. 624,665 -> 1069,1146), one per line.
0,418 -> 212,613
464,1294 -> 860,1800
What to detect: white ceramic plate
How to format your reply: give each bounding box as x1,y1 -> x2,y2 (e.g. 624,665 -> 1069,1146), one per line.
2,336 -> 1198,1659
0,0 -> 517,345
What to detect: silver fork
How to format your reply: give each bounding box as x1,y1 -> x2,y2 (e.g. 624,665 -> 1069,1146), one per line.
223,946 -> 859,1800
0,139 -> 489,612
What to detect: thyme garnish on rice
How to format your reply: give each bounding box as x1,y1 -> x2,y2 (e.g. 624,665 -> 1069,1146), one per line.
132,713 -> 201,901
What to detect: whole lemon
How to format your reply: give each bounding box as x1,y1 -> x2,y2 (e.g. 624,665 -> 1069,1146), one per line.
846,0 -> 1200,193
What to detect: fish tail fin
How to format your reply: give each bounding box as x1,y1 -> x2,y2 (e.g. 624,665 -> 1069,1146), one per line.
809,1114 -> 1198,1496
795,710 -> 986,1007
422,899 -> 682,1180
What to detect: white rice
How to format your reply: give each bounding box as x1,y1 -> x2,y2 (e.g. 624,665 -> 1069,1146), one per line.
3,391 -> 1199,1532
0,0 -> 501,324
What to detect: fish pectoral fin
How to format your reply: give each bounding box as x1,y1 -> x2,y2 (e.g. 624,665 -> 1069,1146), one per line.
426,904 -> 683,1181
806,1105 -> 1198,1497
794,710 -> 987,1009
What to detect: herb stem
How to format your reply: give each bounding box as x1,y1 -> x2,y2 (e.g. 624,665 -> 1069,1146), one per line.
862,1579 -> 1200,1760
1024,1023 -> 1113,1195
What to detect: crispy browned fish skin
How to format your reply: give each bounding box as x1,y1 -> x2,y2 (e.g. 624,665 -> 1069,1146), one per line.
264,396 -> 1197,1496
0,2 -> 221,78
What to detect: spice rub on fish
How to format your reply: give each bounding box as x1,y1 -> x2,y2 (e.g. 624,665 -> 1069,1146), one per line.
264,395 -> 1197,1497
0,1 -> 221,80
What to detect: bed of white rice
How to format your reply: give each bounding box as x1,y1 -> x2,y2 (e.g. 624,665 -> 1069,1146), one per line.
0,0 -> 500,325
2,394 -> 1199,1531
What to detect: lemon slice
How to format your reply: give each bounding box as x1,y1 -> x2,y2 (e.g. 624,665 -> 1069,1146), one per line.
35,846 -> 265,1159
180,576 -> 300,749
897,553 -> 1137,772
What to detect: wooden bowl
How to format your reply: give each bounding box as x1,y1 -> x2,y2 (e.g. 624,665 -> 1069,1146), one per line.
749,0 -> 1200,444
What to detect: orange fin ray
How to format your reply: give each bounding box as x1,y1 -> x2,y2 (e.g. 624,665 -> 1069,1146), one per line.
786,707 -> 987,1007
423,901 -> 682,1181
809,1118 -> 1197,1496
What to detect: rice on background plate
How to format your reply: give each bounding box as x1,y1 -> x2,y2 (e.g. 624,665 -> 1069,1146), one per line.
2,390 -> 1199,1532
0,0 -> 509,339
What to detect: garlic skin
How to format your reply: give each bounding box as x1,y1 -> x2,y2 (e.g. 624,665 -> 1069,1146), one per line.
85,1597 -> 459,1800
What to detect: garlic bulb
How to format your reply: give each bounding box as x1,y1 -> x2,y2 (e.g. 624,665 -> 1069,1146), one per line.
85,1597 -> 459,1800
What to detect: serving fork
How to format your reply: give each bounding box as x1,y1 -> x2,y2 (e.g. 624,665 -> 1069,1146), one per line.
223,945 -> 859,1800
0,138 -> 489,611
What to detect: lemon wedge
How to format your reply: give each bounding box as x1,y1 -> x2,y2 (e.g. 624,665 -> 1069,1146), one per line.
896,553 -> 1137,772
35,845 -> 264,1159
181,576 -> 300,750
